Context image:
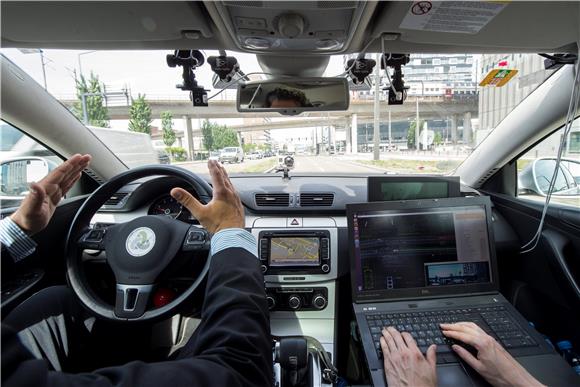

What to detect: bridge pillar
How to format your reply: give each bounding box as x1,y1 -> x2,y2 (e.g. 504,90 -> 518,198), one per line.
463,112 -> 472,146
450,114 -> 458,145
351,114 -> 358,154
183,115 -> 194,160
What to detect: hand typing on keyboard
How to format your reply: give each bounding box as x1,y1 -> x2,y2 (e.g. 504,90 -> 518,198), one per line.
441,322 -> 545,387
380,326 -> 437,387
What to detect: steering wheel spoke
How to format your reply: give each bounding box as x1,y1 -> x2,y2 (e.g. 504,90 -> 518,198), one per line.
115,283 -> 154,319
182,226 -> 211,252
78,227 -> 109,250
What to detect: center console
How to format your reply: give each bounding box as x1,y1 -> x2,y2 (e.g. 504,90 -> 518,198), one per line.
250,217 -> 339,365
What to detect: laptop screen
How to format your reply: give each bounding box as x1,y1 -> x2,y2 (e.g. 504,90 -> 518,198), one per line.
348,198 -> 498,302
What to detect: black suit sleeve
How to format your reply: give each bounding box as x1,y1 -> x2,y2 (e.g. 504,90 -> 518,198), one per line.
1,247 -> 272,387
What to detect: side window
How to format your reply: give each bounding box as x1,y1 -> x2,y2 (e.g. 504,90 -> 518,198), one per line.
0,122 -> 63,208
517,119 -> 580,208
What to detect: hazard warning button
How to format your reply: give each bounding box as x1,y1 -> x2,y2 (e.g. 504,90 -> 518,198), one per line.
287,217 -> 303,227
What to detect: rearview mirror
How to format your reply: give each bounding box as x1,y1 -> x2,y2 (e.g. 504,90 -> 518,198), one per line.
0,157 -> 52,207
237,77 -> 349,116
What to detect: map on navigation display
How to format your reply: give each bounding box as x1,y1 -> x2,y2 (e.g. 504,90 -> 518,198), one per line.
270,237 -> 320,266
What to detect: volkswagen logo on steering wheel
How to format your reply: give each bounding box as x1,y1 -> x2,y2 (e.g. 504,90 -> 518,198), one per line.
126,227 -> 156,257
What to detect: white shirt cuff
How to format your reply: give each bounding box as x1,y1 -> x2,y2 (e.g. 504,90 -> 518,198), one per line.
210,228 -> 257,259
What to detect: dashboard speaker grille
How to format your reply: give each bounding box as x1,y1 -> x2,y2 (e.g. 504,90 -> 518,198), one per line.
255,193 -> 290,207
300,193 -> 334,207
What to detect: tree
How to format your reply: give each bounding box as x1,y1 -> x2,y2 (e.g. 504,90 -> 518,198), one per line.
213,124 -> 239,149
128,94 -> 152,134
161,111 -> 176,147
200,120 -> 239,150
407,120 -> 423,150
73,72 -> 109,127
434,132 -> 443,146
201,119 -> 215,151
243,143 -> 257,153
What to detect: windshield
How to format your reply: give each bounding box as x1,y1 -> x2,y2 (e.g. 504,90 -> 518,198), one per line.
0,50 -> 559,175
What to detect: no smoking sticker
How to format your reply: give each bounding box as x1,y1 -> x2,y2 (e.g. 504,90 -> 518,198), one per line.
400,1 -> 508,34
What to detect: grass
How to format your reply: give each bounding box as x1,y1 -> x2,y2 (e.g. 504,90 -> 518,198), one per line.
357,159 -> 462,174
239,159 -> 278,173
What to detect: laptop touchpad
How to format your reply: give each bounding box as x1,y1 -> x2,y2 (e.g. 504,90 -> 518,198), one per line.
437,364 -> 476,387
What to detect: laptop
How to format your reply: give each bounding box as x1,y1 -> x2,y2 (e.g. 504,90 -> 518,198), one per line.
347,197 -> 578,387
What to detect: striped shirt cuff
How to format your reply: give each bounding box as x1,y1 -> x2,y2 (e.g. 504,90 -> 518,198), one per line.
211,228 -> 257,259
0,217 -> 37,262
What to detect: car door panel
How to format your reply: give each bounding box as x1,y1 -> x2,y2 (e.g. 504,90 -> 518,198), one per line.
1,195 -> 88,316
483,191 -> 580,345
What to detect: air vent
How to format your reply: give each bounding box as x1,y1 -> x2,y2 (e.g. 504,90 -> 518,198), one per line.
300,193 -> 334,207
84,168 -> 105,184
104,192 -> 129,207
255,193 -> 290,207
317,1 -> 357,8
224,1 -> 263,7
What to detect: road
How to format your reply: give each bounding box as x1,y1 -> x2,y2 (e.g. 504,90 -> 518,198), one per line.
175,157 -> 277,174
174,155 -> 381,174
290,156 -> 382,173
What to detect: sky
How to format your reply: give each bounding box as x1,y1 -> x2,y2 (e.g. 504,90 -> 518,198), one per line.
0,48 -> 346,134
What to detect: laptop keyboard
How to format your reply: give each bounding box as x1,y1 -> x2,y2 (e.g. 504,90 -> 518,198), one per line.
365,305 -> 538,363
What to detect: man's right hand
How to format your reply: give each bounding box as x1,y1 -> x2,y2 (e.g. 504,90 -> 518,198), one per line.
441,322 -> 545,387
170,160 -> 244,234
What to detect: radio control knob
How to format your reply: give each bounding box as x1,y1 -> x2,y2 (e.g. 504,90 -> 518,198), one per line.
288,295 -> 301,310
266,296 -> 276,310
261,265 -> 267,273
321,264 -> 330,273
313,294 -> 327,310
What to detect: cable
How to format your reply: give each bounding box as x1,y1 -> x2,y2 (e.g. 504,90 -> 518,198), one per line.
520,53 -> 580,254
206,72 -> 276,100
381,38 -> 398,94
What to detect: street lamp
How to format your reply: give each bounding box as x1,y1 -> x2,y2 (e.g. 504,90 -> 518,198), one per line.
414,80 -> 425,151
78,50 -> 97,79
18,48 -> 47,89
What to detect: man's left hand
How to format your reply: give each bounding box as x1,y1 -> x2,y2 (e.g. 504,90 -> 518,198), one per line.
10,154 -> 91,234
380,326 -> 437,387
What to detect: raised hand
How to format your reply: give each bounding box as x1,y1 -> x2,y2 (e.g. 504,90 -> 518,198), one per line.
10,154 -> 91,234
170,160 -> 244,234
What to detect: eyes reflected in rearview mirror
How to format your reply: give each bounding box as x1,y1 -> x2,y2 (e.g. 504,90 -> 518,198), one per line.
237,77 -> 349,116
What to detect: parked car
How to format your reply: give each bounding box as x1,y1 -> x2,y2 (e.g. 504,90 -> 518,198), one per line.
219,147 -> 244,163
156,149 -> 171,165
209,150 -> 221,161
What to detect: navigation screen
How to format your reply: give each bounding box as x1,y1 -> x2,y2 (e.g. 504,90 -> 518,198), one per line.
352,206 -> 492,292
270,237 -> 320,266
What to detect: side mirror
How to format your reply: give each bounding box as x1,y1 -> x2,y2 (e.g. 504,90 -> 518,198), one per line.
519,158 -> 580,197
0,157 -> 52,206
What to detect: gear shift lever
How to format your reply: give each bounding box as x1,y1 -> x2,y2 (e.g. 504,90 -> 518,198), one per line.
276,338 -> 308,387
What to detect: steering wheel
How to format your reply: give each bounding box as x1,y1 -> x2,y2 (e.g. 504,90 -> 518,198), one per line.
65,165 -> 213,322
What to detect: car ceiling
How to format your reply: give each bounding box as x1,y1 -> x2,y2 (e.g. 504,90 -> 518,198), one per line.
2,2 -> 578,52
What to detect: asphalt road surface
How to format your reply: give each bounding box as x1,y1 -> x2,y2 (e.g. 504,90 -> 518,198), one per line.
289,156 -> 381,173
176,155 -> 382,174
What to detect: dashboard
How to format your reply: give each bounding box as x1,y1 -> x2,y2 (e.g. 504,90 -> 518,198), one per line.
88,173 -> 520,367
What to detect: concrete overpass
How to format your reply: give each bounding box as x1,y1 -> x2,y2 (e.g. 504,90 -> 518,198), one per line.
60,96 -> 476,121
59,96 -> 477,159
